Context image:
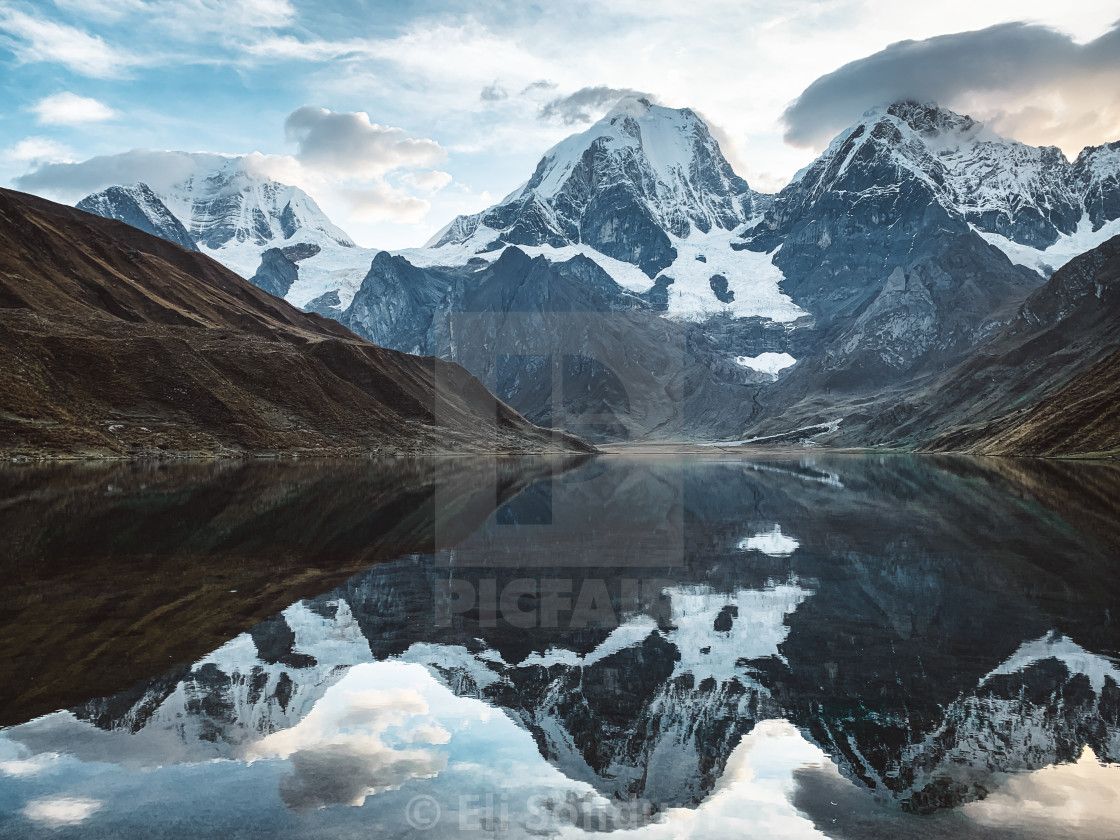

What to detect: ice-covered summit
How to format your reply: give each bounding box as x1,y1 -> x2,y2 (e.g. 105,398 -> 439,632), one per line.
426,97 -> 758,279
404,98 -> 805,322
785,101 -> 1082,249
749,100 -> 1120,278
77,153 -> 357,281
154,154 -> 353,250
515,97 -> 755,234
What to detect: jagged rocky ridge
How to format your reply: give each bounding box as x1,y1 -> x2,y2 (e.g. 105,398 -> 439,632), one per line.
337,246 -> 805,441
907,234 -> 1120,455
77,183 -> 200,252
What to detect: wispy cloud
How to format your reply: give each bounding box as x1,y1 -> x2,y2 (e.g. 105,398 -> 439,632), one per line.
539,86 -> 654,125
400,169 -> 453,192
243,34 -> 369,61
5,136 -> 74,163
48,0 -> 148,22
0,6 -> 137,77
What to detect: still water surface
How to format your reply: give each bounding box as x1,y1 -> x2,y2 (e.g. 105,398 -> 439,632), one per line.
0,454 -> 1118,839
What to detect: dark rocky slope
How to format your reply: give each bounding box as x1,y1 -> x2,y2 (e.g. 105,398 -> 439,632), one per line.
742,235 -> 1120,456
0,189 -> 591,457
962,345 -> 1120,456
338,246 -> 782,442
885,235 -> 1120,455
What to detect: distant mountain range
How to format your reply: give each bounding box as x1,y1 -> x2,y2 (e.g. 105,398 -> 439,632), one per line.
72,98 -> 1120,454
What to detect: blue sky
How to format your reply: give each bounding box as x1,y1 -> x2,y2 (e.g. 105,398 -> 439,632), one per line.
1,0 -> 1118,248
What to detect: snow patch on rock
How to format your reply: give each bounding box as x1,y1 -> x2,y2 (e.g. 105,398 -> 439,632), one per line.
735,352 -> 797,378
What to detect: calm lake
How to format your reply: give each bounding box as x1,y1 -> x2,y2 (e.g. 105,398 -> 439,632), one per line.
1,454 -> 1118,839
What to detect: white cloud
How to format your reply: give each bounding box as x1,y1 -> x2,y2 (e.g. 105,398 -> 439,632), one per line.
14,149 -> 205,199
540,86 -> 653,124
400,170 -> 453,192
5,137 -> 74,164
244,34 -> 370,61
284,106 -> 446,179
32,92 -> 118,125
0,7 -> 136,77
339,184 -> 431,224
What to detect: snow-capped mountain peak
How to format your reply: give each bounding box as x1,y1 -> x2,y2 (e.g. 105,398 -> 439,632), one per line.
786,101 -> 1080,247
399,97 -> 812,322
424,97 -> 757,283
519,97 -> 750,229
154,154 -> 355,252
77,152 -> 360,285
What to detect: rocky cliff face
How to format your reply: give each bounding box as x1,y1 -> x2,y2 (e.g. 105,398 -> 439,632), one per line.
886,234 -> 1120,455
1072,140 -> 1120,231
249,243 -> 322,299
338,246 -> 781,441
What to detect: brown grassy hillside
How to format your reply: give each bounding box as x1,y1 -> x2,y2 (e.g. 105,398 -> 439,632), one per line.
0,188 -> 592,457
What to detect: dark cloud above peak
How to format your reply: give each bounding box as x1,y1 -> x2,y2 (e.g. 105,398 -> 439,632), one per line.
783,21 -> 1120,148
480,82 -> 507,102
539,86 -> 656,125
521,79 -> 557,94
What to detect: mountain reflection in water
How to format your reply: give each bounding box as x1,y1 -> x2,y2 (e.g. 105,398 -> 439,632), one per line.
0,454 -> 1118,839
